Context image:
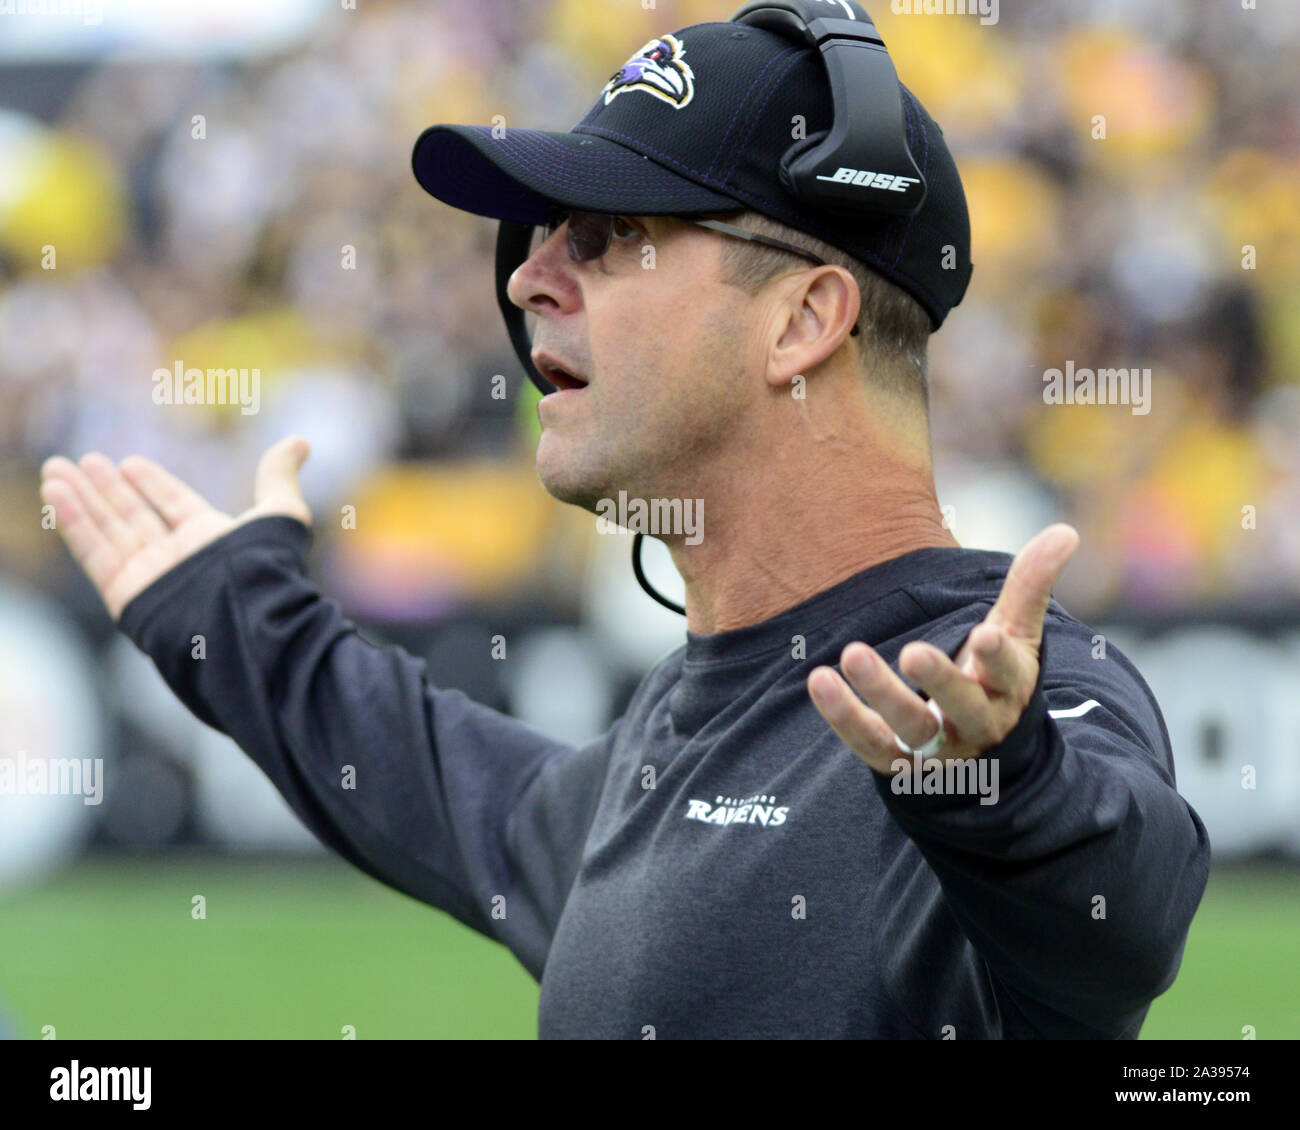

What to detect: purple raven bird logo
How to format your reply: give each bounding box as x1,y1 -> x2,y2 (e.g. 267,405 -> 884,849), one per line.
601,34 -> 696,109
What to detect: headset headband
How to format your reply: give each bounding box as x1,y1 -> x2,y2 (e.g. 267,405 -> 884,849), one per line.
731,0 -> 926,217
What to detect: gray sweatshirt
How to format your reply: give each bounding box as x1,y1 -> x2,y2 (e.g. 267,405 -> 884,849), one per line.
119,515 -> 1210,1039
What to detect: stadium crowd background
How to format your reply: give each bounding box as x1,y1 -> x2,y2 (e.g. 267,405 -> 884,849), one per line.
0,0 -> 1298,969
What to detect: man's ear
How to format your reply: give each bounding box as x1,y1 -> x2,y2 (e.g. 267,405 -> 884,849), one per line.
764,267 -> 860,389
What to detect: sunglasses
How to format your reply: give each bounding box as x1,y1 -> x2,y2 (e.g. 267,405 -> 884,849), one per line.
537,209 -> 861,337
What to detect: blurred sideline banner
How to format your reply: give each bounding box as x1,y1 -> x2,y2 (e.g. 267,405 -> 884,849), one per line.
1098,623 -> 1300,858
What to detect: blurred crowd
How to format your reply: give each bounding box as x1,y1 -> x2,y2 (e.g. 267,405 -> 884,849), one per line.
0,0 -> 1298,675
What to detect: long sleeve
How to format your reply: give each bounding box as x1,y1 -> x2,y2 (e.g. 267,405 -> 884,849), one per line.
118,515 -> 613,979
871,614 -> 1212,1038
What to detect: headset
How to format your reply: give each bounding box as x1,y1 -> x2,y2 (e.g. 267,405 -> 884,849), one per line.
494,0 -> 925,617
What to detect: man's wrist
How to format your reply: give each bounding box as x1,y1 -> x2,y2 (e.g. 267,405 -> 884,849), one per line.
118,515 -> 312,640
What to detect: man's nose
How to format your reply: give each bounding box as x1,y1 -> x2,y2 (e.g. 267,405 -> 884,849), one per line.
506,227 -> 580,319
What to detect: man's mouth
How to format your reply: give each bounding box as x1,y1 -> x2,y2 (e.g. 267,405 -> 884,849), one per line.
543,367 -> 587,392
532,351 -> 589,393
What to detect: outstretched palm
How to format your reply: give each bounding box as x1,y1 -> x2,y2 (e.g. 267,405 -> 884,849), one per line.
40,436 -> 312,622
808,523 -> 1081,773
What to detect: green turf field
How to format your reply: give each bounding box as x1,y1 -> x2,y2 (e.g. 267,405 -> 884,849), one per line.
0,857 -> 1294,1039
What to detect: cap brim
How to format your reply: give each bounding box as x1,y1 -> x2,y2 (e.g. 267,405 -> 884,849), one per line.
412,124 -> 742,224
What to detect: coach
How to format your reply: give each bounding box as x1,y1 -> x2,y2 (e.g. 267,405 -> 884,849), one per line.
39,1 -> 1209,1038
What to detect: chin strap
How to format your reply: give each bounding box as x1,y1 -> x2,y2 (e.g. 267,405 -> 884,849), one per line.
632,533 -> 687,616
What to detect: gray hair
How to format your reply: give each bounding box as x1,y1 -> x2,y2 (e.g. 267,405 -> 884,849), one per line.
709,210 -> 932,405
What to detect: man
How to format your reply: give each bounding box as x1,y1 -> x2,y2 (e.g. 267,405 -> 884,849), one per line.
40,5 -> 1209,1038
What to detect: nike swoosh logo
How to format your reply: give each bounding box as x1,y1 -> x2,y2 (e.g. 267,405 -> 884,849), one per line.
1048,699 -> 1100,720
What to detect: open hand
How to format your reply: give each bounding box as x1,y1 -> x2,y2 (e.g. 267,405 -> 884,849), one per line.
808,524 -> 1080,773
39,435 -> 313,622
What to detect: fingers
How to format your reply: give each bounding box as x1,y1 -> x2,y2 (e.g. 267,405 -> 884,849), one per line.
79,452 -> 170,544
252,435 -> 312,525
811,529 -> 1079,769
898,640 -> 998,746
808,665 -> 902,769
985,523 -> 1079,646
119,454 -> 215,528
38,471 -> 125,593
834,642 -> 950,750
810,638 -> 1021,768
959,622 -> 1029,697
41,455 -> 142,558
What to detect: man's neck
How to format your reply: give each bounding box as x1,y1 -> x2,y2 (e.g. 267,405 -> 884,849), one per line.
666,434 -> 957,635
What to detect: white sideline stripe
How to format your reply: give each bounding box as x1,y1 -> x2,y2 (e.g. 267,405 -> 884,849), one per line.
1048,699 -> 1100,720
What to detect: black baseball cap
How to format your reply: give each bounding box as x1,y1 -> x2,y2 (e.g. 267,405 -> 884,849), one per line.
412,17 -> 972,330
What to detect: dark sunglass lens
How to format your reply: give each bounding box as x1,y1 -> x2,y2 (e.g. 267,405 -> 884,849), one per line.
567,211 -> 613,261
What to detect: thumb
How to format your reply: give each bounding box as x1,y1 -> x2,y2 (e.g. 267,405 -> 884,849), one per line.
252,434 -> 312,525
985,522 -> 1078,646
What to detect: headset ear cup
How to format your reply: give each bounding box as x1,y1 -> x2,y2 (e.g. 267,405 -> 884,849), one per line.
778,130 -> 829,202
